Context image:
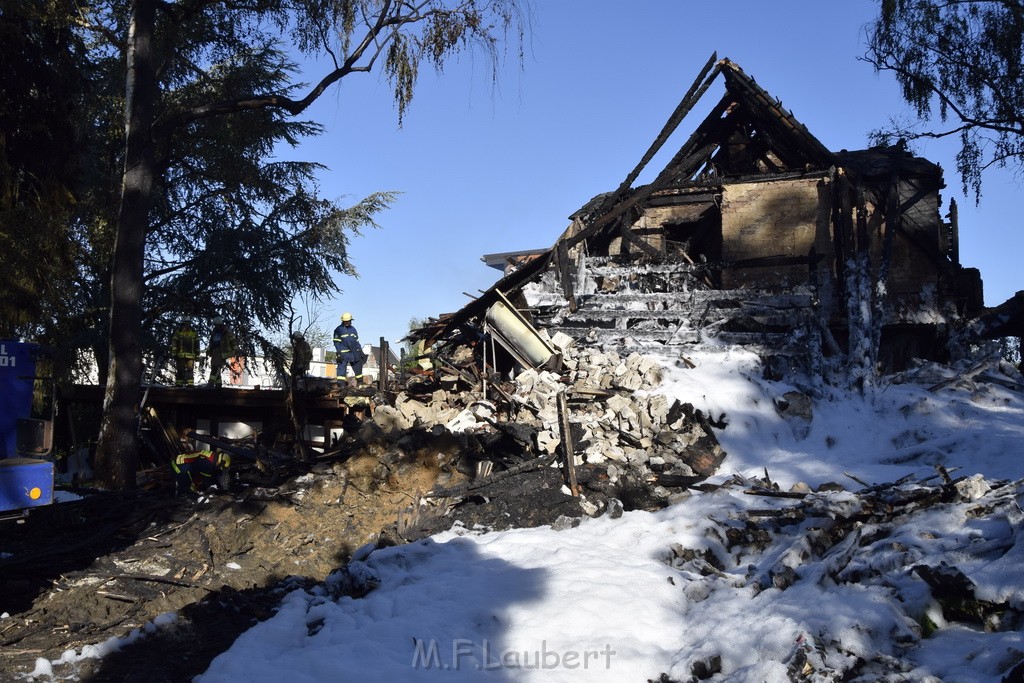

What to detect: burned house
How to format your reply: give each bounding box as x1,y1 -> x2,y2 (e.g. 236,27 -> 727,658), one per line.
413,56 -> 996,380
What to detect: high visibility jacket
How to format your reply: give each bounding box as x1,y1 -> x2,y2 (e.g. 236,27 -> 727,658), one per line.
172,327 -> 198,359
172,449 -> 230,471
208,326 -> 237,359
172,450 -> 230,491
333,323 -> 362,361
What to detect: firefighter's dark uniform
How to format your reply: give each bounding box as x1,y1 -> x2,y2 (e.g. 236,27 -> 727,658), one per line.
172,324 -> 198,386
207,322 -> 237,387
333,313 -> 364,384
172,449 -> 231,497
291,333 -> 313,378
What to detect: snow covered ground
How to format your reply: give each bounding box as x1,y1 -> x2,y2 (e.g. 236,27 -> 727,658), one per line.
34,348 -> 1024,681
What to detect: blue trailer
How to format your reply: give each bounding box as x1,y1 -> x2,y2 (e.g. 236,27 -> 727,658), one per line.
0,341 -> 55,516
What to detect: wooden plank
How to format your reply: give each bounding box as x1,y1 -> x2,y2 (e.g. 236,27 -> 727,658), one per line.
605,52 -> 720,204
575,289 -> 814,307
556,392 -> 579,497
563,307 -> 811,323
927,352 -> 1001,392
140,406 -> 184,462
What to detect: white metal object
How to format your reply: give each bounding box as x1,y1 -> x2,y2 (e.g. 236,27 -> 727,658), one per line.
485,290 -> 561,372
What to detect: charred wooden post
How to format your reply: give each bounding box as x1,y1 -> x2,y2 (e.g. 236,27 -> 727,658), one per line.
556,391 -> 580,497
879,142 -> 905,286
948,198 -> 960,266
555,241 -> 576,311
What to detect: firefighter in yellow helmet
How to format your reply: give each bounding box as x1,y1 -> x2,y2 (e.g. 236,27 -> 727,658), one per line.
332,312 -> 365,386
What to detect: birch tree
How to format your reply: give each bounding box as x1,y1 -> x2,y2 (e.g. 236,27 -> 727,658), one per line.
865,0 -> 1024,201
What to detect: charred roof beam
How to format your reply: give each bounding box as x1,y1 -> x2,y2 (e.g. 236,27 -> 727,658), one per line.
598,52 -> 721,215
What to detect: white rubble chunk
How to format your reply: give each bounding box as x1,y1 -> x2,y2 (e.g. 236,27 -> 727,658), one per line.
536,430 -> 561,454
549,331 -> 576,354
955,474 -> 992,501
372,405 -> 413,432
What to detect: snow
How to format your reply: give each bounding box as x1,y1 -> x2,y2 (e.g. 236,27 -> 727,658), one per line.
27,612 -> 178,679
38,348 -> 1024,681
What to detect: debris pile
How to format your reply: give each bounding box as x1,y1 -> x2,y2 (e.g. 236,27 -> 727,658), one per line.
656,469 -> 1024,681
361,335 -> 725,537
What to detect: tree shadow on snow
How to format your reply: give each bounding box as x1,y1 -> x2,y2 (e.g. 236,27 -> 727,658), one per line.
93,536 -> 553,682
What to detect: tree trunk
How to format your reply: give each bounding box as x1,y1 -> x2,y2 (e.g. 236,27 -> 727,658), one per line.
94,0 -> 157,490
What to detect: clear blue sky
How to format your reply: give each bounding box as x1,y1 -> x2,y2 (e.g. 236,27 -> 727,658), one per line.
287,0 -> 1022,352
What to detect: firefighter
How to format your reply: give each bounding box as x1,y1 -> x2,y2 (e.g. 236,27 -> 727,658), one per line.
171,448 -> 231,497
171,321 -> 198,386
207,316 -> 237,387
333,312 -> 366,386
290,331 -> 313,379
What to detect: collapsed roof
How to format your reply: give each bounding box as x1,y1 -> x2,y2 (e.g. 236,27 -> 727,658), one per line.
412,55 -> 995,372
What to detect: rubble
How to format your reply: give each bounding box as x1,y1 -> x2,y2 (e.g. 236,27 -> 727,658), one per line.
5,334 -> 1024,680
654,469 -> 1024,682
374,335 -> 726,536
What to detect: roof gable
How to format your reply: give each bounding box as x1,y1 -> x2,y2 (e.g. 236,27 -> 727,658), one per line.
410,56 -> 888,344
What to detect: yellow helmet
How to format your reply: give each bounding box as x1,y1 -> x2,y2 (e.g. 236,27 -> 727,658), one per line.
341,312 -> 353,322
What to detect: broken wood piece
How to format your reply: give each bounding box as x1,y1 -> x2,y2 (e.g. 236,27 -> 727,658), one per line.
556,391 -> 580,497
917,466 -> 962,485
743,488 -> 808,499
747,508 -> 806,519
927,352 -> 1001,392
569,386 -> 614,399
607,420 -> 643,449
654,473 -> 703,489
815,317 -> 843,357
678,248 -> 716,288
844,471 -> 869,488
434,356 -> 479,388
975,372 -> 1024,392
428,452 -> 559,499
113,572 -> 214,591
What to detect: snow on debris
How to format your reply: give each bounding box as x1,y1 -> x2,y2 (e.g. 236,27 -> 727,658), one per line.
191,347 -> 1024,682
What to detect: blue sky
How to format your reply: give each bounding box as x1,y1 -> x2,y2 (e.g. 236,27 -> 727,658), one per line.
287,0 -> 1022,351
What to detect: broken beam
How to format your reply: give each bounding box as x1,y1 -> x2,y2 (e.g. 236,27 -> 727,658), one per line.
556,391 -> 580,497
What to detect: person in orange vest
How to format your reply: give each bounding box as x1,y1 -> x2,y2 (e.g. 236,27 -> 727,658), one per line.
172,448 -> 231,497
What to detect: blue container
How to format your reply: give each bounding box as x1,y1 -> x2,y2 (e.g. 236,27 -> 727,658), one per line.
0,458 -> 55,511
0,341 -> 36,458
0,341 -> 54,513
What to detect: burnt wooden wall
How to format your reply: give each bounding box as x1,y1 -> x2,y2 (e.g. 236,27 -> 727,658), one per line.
719,177 -> 832,289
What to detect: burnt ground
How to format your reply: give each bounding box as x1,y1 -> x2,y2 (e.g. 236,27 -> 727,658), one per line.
0,432 -> 642,682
